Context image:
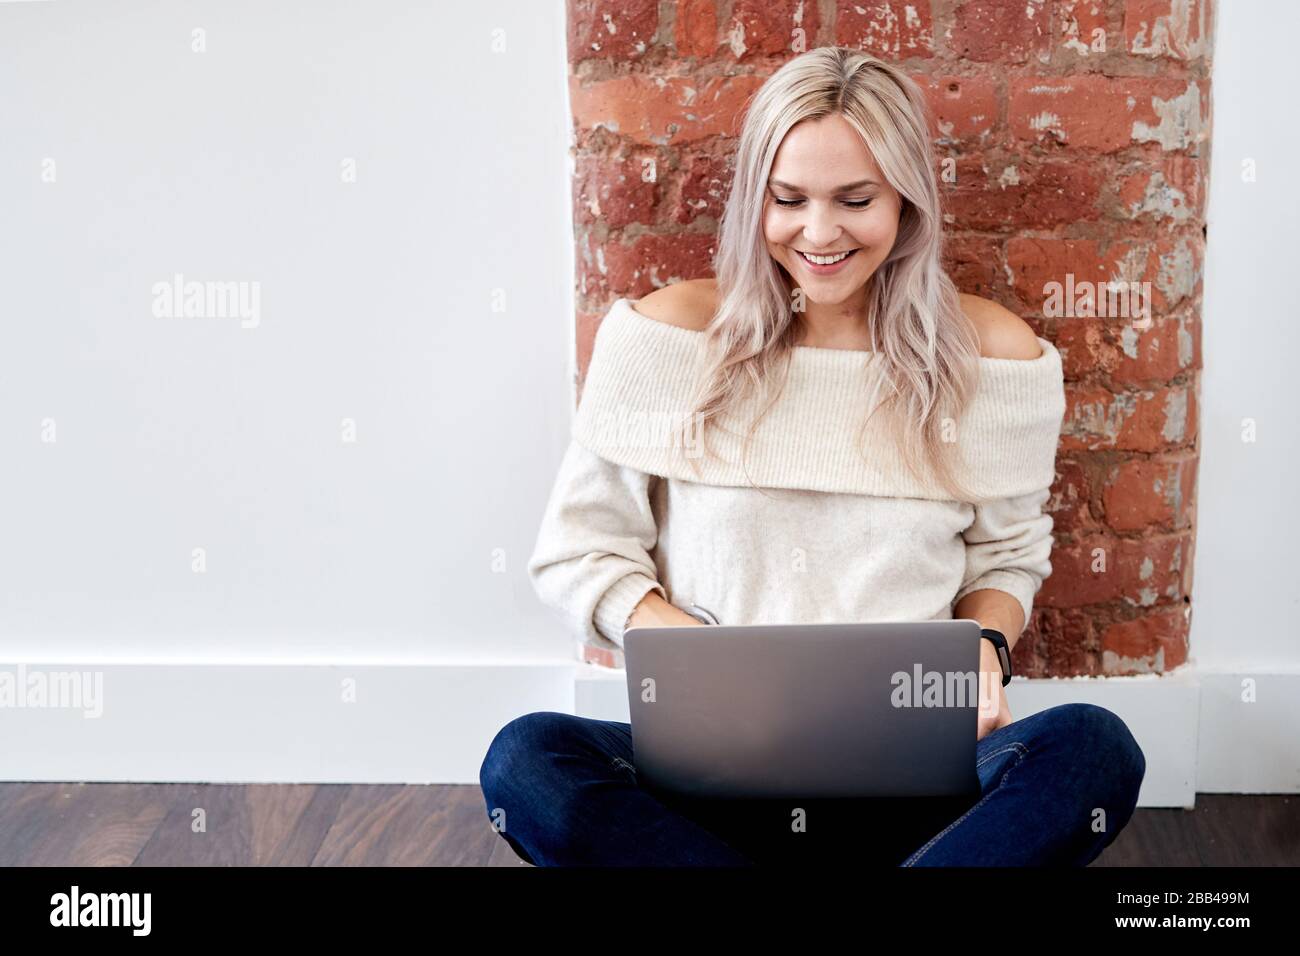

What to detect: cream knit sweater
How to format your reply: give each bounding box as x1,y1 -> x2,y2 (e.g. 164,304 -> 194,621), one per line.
528,296 -> 1067,658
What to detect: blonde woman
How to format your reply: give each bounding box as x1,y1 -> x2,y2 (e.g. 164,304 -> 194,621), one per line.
480,46 -> 1145,867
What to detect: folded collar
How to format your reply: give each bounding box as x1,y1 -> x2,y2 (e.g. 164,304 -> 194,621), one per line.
572,297 -> 1066,501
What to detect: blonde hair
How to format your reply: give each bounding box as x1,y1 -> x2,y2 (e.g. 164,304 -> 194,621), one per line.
672,46 -> 988,504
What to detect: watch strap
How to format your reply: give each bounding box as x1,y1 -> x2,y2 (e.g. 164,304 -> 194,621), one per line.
979,627 -> 1012,686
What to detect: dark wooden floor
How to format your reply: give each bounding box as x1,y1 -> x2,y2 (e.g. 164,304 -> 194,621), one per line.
0,783 -> 1294,866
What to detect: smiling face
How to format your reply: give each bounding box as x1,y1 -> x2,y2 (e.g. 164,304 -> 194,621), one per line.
763,113 -> 903,306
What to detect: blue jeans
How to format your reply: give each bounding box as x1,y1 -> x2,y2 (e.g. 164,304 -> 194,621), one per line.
478,702 -> 1146,866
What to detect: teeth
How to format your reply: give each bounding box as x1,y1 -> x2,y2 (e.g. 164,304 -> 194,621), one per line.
801,250 -> 852,265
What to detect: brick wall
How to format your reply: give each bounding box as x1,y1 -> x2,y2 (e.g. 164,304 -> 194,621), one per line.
565,0 -> 1213,676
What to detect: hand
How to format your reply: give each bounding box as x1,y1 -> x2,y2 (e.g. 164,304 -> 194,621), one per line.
976,641 -> 1013,741
626,591 -> 708,629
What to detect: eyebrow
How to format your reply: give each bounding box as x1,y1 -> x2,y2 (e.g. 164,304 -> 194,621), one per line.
768,178 -> 879,193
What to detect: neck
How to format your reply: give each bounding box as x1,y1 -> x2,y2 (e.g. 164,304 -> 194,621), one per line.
792,280 -> 874,350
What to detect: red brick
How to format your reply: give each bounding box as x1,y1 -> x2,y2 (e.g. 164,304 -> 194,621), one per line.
569,73 -> 766,144
835,0 -> 935,58
573,152 -> 660,228
1016,236 -> 1200,320
1180,524 -> 1196,597
917,75 -> 1000,147
1102,455 -> 1198,531
949,0 -> 1050,64
672,148 -> 732,224
575,306 -> 602,385
723,0 -> 821,59
1109,312 -> 1200,383
1116,156 -> 1205,223
1039,533 -> 1191,608
1005,235 -> 1201,325
941,234 -> 1002,297
942,156 -> 1101,230
1037,536 -> 1117,607
1056,0 -> 1111,59
1101,605 -> 1190,673
1016,606 -> 1101,676
577,641 -> 623,669
578,231 -> 718,301
675,0 -> 718,58
1053,313 -> 1199,383
1137,77 -> 1208,151
1125,0 -> 1212,60
1148,233 -> 1203,312
1061,383 -> 1196,452
1006,237 -> 1129,316
567,0 -> 659,62
1045,458 -> 1099,535
1009,76 -> 1205,152
1051,318 -> 1104,380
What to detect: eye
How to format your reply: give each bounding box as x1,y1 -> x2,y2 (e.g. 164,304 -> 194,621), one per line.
772,197 -> 873,209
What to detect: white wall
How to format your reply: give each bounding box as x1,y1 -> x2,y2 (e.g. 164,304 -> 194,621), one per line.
3,2 -> 1295,800
1192,0 -> 1300,793
0,0 -> 577,664
1194,1 -> 1300,671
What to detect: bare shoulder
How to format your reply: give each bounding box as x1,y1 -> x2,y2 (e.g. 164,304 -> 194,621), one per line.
629,278 -> 718,332
958,293 -> 1043,360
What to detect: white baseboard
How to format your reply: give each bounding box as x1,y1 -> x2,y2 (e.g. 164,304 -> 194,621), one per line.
0,661 -> 579,785
2,661 -> 1295,808
1193,670 -> 1300,794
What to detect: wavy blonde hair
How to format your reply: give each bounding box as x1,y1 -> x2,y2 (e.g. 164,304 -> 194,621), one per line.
671,46 -> 988,504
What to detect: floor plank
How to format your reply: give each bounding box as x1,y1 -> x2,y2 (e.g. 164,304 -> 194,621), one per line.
0,784 -> 1294,866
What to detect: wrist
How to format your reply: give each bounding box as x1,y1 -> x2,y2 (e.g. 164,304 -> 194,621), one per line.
626,592 -> 703,629
979,627 -> 1012,685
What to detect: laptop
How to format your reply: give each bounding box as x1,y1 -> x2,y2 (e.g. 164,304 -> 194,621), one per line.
622,619 -> 988,800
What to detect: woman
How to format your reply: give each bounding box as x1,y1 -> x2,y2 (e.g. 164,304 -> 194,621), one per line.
480,46 -> 1145,867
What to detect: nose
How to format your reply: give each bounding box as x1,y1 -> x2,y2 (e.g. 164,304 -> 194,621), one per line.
801,201 -> 843,249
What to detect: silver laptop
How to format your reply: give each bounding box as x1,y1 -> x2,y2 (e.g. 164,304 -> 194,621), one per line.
622,620 -> 986,800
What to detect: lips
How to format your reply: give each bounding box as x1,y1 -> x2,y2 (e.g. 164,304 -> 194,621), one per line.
795,248 -> 859,272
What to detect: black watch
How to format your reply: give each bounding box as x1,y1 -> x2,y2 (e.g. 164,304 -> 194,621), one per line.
980,627 -> 1012,686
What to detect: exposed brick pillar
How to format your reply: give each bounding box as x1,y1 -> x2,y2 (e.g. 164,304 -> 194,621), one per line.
565,0 -> 1213,676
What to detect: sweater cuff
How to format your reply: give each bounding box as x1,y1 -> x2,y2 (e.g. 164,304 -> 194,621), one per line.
593,572 -> 667,648
953,570 -> 1038,636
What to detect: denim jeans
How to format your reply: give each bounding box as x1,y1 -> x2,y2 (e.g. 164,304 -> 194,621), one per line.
478,701 -> 1146,867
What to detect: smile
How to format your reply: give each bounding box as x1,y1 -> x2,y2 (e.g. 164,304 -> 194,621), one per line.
795,248 -> 858,273
798,250 -> 855,264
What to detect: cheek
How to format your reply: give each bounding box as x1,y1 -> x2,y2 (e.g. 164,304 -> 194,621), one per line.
851,210 -> 900,247
762,209 -> 788,243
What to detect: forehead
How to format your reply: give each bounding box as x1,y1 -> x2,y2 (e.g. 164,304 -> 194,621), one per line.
770,114 -> 883,186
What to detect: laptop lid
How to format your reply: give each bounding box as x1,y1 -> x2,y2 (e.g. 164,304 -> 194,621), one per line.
623,620 -> 987,799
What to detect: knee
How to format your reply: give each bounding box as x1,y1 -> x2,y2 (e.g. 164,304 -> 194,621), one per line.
479,711 -> 570,807
1055,703 -> 1146,806
479,712 -> 596,864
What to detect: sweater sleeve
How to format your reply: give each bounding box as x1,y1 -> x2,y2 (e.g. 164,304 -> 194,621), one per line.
527,437 -> 668,649
953,486 -> 1054,634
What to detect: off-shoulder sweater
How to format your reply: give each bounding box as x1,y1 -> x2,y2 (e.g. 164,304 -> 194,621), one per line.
527,296 -> 1067,662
